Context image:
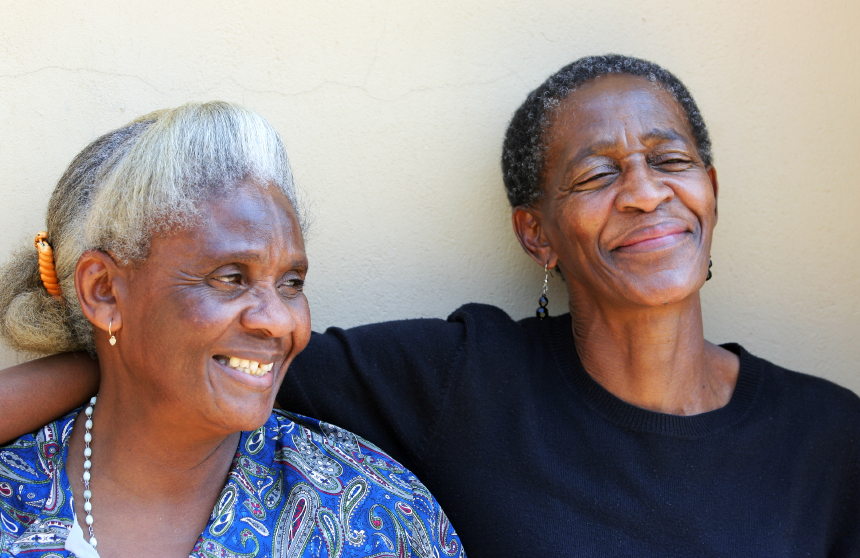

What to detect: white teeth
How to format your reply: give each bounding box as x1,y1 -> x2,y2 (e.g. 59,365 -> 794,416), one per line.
218,356 -> 275,377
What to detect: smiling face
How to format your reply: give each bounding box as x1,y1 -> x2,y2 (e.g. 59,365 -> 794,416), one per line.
530,74 -> 717,308
112,180 -> 310,433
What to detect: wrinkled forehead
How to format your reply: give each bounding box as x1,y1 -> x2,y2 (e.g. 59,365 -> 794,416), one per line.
189,181 -> 306,265
545,74 -> 694,155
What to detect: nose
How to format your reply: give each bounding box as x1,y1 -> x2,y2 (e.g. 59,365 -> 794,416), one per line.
239,286 -> 298,339
614,158 -> 674,213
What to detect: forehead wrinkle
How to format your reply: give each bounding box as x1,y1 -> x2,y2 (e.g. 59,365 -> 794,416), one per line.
191,228 -> 305,273
224,219 -> 300,262
193,207 -> 301,267
641,128 -> 685,143
568,116 -> 637,162
569,118 -> 689,162
550,81 -> 692,183
624,126 -> 689,154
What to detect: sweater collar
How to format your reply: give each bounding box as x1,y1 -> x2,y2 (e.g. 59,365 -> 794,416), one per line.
546,313 -> 764,439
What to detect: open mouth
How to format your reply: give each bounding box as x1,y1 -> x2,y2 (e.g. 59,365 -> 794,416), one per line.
214,355 -> 275,377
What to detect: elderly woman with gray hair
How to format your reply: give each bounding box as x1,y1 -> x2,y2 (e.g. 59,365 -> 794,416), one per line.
0,103 -> 464,557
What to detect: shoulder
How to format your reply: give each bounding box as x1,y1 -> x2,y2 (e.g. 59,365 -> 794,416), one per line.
447,302 -> 516,323
447,303 -> 571,368
0,413 -> 76,556
295,302 -> 529,375
304,302 -> 522,345
265,409 -> 424,493
251,410 -> 465,556
448,301 -> 550,331
298,307 -> 475,364
449,302 -> 562,344
0,411 -> 75,491
736,344 -> 860,433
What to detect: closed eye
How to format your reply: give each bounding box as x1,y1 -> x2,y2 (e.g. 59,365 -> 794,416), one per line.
586,170 -> 617,181
574,165 -> 619,190
651,155 -> 694,171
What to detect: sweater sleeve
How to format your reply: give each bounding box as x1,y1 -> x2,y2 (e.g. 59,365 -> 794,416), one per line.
276,314 -> 468,466
830,443 -> 860,557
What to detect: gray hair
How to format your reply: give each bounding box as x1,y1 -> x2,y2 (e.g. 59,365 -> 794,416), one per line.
0,101 -> 303,356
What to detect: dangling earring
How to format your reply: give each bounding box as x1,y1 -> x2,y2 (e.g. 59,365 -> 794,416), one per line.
108,321 -> 117,346
706,257 -> 713,281
536,263 -> 549,320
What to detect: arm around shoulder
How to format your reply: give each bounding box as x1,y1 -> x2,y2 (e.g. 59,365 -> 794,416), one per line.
0,351 -> 99,444
277,314 -> 469,458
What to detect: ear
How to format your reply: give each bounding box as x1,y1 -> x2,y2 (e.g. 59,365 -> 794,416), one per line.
74,250 -> 125,344
708,166 -> 719,223
511,206 -> 558,269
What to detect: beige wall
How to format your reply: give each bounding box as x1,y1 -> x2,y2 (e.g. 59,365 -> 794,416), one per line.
2,1 -> 859,391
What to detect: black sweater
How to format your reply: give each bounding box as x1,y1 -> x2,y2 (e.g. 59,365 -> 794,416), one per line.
279,303 -> 860,557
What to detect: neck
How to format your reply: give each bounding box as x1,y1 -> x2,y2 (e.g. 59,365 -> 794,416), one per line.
569,290 -> 739,415
77,375 -> 239,504
64,367 -> 245,557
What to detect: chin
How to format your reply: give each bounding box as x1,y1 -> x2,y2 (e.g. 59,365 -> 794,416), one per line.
228,413 -> 273,434
625,272 -> 703,307
213,396 -> 275,433
237,414 -> 273,432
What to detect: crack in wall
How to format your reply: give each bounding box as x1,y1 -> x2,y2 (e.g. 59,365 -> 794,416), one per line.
0,65 -> 523,103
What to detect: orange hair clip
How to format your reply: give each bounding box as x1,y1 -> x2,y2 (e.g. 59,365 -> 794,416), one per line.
34,231 -> 63,299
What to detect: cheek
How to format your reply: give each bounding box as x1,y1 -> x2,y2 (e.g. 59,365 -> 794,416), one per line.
676,176 -> 717,221
176,296 -> 235,331
289,295 -> 312,355
559,194 -> 611,256
137,289 -> 236,352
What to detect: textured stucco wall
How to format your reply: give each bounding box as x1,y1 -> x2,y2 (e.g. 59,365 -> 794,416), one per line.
1,1 -> 859,391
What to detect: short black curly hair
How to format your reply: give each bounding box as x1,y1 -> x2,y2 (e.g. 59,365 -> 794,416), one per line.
501,54 -> 712,208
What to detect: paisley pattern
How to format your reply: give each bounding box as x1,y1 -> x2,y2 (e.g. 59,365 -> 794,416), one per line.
0,410 -> 465,558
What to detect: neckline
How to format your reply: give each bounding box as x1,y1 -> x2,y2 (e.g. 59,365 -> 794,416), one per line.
66,508 -> 100,558
60,409 -> 100,558
545,314 -> 765,439
57,408 -> 254,556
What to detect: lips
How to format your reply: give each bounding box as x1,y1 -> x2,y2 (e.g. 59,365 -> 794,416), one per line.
614,222 -> 690,252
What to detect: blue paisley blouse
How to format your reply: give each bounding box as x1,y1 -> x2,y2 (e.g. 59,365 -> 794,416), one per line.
0,409 -> 465,558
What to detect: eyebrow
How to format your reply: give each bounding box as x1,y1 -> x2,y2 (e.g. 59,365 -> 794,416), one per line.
642,128 -> 685,143
570,128 -> 688,163
221,251 -> 266,264
206,249 -> 308,270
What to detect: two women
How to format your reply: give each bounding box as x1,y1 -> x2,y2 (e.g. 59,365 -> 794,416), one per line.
0,103 -> 463,557
3,55 -> 859,556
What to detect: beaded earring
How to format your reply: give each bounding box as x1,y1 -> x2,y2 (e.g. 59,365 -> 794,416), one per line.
706,257 -> 713,281
536,263 -> 549,319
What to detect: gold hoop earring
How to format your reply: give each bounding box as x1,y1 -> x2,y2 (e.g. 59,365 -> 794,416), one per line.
108,321 -> 117,346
